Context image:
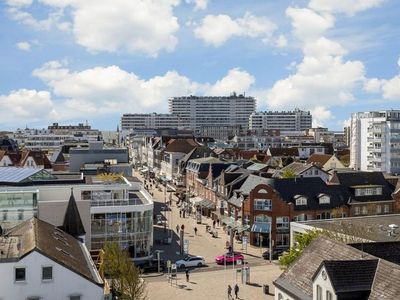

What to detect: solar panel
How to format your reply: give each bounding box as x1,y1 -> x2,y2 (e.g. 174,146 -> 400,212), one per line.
0,167 -> 43,183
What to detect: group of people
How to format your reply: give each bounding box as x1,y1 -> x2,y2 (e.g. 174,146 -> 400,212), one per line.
227,284 -> 240,299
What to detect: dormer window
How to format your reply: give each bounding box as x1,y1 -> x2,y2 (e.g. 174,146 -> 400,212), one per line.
318,194 -> 330,204
294,195 -> 307,206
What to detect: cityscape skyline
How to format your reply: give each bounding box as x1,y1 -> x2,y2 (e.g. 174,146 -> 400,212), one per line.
0,0 -> 399,131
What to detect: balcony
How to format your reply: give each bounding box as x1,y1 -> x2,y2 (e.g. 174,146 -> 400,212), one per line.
90,197 -> 144,207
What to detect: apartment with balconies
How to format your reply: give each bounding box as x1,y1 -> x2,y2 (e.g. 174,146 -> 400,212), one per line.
350,110 -> 400,173
0,167 -> 154,262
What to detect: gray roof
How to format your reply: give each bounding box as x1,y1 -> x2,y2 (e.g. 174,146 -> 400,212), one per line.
0,218 -> 103,286
246,163 -> 268,171
236,174 -> 270,195
274,236 -> 400,300
298,214 -> 400,242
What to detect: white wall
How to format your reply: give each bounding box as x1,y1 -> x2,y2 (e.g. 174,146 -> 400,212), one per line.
313,266 -> 336,300
0,251 -> 104,300
274,287 -> 295,300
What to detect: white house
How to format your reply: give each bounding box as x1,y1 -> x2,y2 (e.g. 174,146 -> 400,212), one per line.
0,218 -> 106,300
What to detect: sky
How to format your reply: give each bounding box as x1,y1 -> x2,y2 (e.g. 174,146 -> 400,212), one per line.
0,0 -> 399,131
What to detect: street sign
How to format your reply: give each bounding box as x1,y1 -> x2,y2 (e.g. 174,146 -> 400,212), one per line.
167,260 -> 171,268
183,239 -> 189,254
171,264 -> 177,270
237,259 -> 242,265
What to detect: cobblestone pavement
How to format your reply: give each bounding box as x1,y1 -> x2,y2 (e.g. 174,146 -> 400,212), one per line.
145,264 -> 281,300
135,170 -> 283,299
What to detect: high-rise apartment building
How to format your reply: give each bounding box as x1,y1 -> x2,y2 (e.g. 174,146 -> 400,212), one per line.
121,113 -> 179,131
350,110 -> 400,173
248,109 -> 312,131
169,93 -> 256,129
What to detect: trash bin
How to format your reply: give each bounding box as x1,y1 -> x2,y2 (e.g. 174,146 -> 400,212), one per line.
263,284 -> 269,295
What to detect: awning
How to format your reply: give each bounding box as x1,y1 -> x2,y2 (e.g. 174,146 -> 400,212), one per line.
221,216 -> 235,226
190,196 -> 203,205
251,222 -> 270,233
196,199 -> 215,209
141,167 -> 149,173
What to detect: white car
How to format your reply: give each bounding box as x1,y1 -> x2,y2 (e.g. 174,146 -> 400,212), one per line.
175,256 -> 205,269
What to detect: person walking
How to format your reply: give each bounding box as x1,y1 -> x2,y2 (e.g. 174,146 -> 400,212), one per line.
179,210 -> 182,218
176,224 -> 179,234
213,220 -> 216,228
185,269 -> 189,282
194,227 -> 198,235
217,219 -> 220,227
227,285 -> 232,299
234,284 -> 239,299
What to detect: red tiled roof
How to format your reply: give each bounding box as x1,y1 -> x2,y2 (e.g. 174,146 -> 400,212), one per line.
306,154 -> 333,167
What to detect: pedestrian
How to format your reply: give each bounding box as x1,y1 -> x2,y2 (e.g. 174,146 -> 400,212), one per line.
227,285 -> 232,299
194,227 -> 198,235
179,210 -> 182,218
185,269 -> 189,282
183,210 -> 186,218
213,220 -> 216,228
217,219 -> 220,227
176,224 -> 179,234
234,284 -> 239,299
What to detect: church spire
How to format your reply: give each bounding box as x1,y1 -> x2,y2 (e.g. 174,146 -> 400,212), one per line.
62,188 -> 86,239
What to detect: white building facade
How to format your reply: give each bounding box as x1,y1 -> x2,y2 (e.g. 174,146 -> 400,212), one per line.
249,109 -> 312,131
350,110 -> 400,173
169,94 -> 256,129
121,113 -> 179,131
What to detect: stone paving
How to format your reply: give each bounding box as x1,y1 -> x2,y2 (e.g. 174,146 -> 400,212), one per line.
135,170 -> 283,299
145,264 -> 281,300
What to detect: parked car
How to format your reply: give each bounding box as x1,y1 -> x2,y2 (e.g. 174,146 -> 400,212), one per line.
215,252 -> 244,265
262,248 -> 285,260
175,255 -> 205,269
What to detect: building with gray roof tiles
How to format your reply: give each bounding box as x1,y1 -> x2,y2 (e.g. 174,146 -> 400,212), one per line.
274,236 -> 400,300
0,218 -> 105,299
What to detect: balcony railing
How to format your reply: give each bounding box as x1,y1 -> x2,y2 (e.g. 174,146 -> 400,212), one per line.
90,198 -> 143,207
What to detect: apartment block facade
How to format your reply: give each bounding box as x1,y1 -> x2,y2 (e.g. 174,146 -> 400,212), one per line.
350,110 -> 400,173
121,113 -> 179,131
249,109 -> 312,131
169,94 -> 256,130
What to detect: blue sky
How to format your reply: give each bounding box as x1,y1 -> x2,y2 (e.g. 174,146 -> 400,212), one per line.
0,0 -> 399,131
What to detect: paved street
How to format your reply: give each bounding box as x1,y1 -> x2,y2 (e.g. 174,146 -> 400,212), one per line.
135,170 -> 283,299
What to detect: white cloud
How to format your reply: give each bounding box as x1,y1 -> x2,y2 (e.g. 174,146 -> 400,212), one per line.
0,89 -> 56,125
309,0 -> 385,16
208,68 -> 255,95
263,5 -> 366,127
185,0 -> 208,11
194,12 -> 277,47
285,7 -> 335,41
275,34 -> 288,48
16,41 -> 31,51
5,0 -> 180,56
310,106 -> 333,127
24,61 -> 256,124
363,78 -> 383,93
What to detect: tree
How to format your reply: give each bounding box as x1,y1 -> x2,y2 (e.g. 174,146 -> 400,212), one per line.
280,168 -> 296,179
279,226 -> 371,269
102,242 -> 147,300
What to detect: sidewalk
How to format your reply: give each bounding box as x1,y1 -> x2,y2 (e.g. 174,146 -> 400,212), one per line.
146,264 -> 280,300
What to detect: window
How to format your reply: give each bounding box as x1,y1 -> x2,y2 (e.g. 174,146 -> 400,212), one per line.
295,196 -> 307,206
254,199 -> 272,211
254,215 -> 271,223
326,291 -> 333,300
15,267 -> 26,282
319,195 -> 330,204
354,206 -> 360,215
278,293 -> 283,300
276,217 -> 289,229
376,205 -> 382,214
42,266 -> 53,281
276,234 -> 290,246
384,204 -> 390,213
69,296 -> 81,300
361,206 -> 368,215
316,285 -> 322,300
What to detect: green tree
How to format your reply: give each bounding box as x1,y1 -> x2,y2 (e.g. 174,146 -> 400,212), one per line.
279,227 -> 370,269
102,242 -> 147,300
280,168 -> 296,179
